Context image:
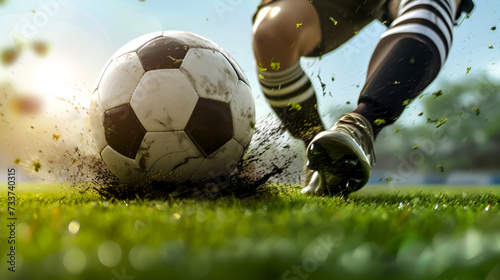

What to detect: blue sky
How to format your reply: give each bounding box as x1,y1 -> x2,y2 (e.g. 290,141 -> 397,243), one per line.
0,0 -> 498,181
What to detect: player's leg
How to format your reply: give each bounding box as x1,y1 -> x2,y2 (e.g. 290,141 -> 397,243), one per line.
253,0 -> 378,187
253,0 -> 377,146
304,0 -> 472,195
354,0 -> 467,134
252,0 -> 324,146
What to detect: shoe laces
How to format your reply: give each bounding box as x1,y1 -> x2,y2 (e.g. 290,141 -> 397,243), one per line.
331,113 -> 376,165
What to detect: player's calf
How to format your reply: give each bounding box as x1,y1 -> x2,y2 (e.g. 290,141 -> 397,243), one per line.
258,61 -> 324,146
358,0 -> 464,130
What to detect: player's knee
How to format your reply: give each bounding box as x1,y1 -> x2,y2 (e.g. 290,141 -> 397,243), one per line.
253,1 -> 320,67
252,21 -> 274,51
253,14 -> 293,51
252,18 -> 301,67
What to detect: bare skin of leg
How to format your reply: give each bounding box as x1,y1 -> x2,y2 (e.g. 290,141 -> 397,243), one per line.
252,0 -> 321,70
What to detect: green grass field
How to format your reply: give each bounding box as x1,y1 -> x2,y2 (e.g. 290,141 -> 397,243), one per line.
1,184 -> 500,280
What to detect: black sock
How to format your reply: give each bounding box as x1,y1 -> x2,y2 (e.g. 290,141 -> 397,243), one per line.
357,0 -> 457,132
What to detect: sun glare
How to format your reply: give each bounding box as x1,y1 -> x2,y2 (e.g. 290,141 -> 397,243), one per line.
34,61 -> 75,99
25,58 -> 92,119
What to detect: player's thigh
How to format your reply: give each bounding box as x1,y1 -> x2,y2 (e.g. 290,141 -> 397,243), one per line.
253,0 -> 388,58
297,0 -> 382,55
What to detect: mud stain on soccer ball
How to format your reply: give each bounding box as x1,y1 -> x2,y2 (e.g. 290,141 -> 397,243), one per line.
199,74 -> 233,102
94,117 -> 301,201
136,139 -> 153,170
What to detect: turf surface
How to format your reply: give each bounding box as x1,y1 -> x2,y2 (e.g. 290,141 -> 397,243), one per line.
1,184 -> 500,280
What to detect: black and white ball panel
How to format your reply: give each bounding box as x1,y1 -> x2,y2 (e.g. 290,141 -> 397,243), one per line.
189,139 -> 244,182
185,98 -> 233,157
229,81 -> 255,149
219,48 -> 250,86
93,32 -> 162,92
98,52 -> 145,111
137,37 -> 189,71
138,131 -> 204,183
130,70 -> 199,132
180,48 -> 238,103
101,145 -> 144,186
103,104 -> 147,159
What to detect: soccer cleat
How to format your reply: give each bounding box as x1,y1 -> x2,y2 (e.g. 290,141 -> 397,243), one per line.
301,113 -> 376,196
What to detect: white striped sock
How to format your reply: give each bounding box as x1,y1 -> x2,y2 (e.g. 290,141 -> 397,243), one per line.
384,0 -> 457,66
258,62 -> 315,107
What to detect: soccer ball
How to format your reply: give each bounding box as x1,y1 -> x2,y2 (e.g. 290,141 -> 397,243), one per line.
88,31 -> 255,185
